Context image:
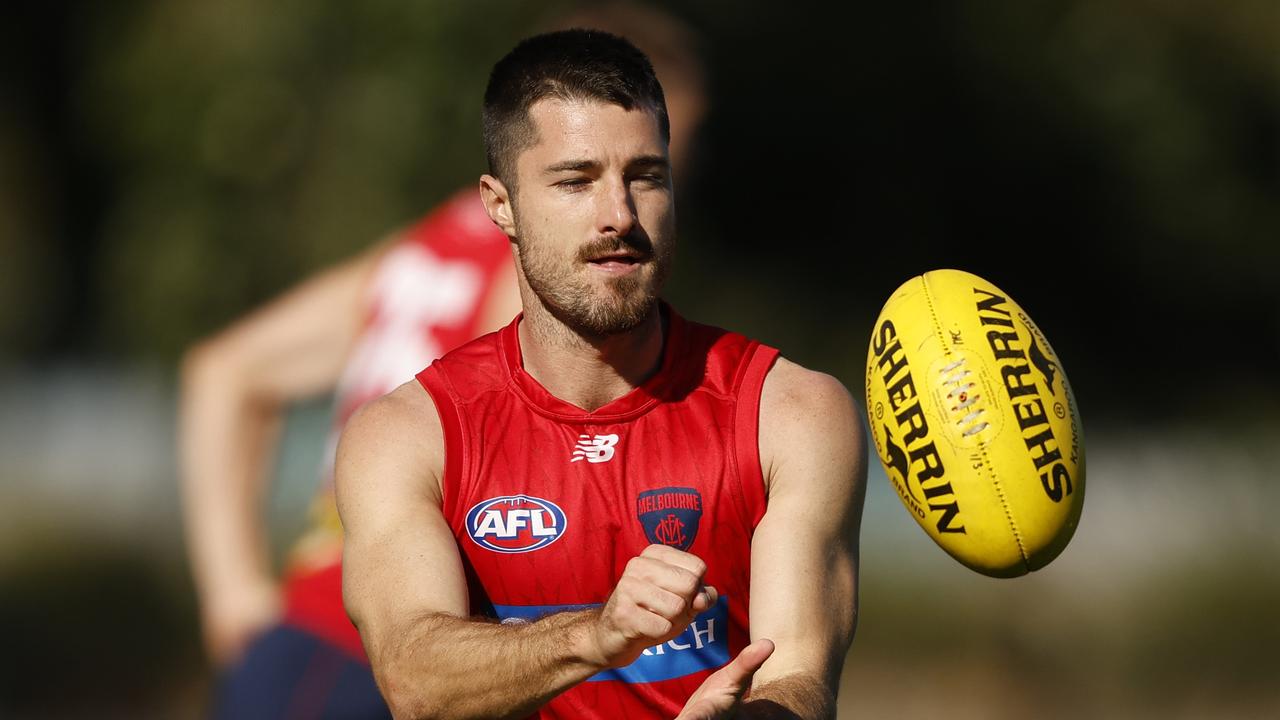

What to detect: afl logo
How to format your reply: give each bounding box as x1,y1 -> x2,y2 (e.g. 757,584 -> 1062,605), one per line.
466,495 -> 567,554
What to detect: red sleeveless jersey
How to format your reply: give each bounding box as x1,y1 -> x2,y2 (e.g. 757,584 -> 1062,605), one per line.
416,306 -> 779,718
281,190 -> 510,658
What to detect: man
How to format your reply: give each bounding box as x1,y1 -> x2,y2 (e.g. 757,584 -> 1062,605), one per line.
336,30 -> 866,719
180,6 -> 708,717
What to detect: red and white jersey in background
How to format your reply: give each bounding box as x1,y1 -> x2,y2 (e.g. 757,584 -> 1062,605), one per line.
330,190 -> 513,456
417,306 -> 779,719
282,190 -> 511,658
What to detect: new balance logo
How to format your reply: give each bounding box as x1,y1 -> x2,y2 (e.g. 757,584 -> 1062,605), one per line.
571,434 -> 619,463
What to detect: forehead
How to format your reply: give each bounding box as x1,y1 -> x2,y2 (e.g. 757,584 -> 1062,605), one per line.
518,98 -> 667,172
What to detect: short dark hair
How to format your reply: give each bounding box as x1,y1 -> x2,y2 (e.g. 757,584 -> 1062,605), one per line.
482,29 -> 670,186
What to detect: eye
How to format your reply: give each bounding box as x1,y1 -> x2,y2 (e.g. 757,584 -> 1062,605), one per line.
555,177 -> 591,192
633,173 -> 667,187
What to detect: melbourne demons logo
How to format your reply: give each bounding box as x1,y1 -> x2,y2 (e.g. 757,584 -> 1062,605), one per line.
636,487 -> 703,552
466,495 -> 567,554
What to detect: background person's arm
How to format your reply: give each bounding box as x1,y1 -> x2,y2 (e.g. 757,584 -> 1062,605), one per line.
336,382 -> 725,720
742,358 -> 867,719
179,244 -> 383,665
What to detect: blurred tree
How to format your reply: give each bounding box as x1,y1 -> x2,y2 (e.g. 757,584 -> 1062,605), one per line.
75,0 -> 557,358
1,0 -> 1276,416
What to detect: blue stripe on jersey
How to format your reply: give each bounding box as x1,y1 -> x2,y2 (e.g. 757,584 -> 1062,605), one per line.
491,595 -> 730,683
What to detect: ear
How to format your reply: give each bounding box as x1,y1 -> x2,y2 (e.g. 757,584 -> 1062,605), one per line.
479,174 -> 517,238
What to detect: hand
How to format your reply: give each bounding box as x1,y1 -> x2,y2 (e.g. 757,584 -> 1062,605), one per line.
200,577 -> 282,666
676,639 -> 776,720
588,545 -> 718,669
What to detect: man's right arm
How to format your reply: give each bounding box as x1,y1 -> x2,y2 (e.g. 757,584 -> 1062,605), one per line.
336,382 -> 720,720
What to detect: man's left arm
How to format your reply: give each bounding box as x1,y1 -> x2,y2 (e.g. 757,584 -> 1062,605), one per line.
745,357 -> 867,718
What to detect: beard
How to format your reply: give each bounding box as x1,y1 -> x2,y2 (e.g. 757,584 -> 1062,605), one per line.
516,221 -> 673,337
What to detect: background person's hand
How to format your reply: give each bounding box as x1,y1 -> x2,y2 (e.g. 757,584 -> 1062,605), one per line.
200,577 -> 281,666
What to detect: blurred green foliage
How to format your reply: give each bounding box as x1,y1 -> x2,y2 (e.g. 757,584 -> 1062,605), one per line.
1,0 -> 1277,388
71,0 -> 561,357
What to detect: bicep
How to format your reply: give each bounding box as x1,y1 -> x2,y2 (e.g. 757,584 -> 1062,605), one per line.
335,384 -> 469,660
749,362 -> 867,687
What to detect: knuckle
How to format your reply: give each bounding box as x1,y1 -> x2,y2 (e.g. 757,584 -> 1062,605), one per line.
616,605 -> 642,632
682,579 -> 702,600
648,588 -> 680,618
628,557 -> 657,581
665,566 -> 696,594
667,594 -> 689,618
615,577 -> 642,604
620,606 -> 652,636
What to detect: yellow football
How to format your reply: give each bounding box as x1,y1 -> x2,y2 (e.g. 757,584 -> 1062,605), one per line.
864,269 -> 1085,577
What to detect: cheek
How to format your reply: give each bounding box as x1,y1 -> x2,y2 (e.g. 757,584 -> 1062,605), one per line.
518,222 -> 571,271
641,198 -> 676,238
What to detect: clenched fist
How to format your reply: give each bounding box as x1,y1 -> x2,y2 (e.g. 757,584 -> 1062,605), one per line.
588,544 -> 718,669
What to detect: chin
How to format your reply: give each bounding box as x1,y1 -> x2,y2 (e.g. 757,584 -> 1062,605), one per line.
574,293 -> 658,337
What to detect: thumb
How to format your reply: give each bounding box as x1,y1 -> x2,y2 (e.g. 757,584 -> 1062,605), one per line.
691,585 -> 719,614
717,638 -> 775,693
675,639 -> 776,720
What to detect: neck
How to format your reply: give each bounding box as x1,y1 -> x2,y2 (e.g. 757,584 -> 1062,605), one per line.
517,290 -> 666,413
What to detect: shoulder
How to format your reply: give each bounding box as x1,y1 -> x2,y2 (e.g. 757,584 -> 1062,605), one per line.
760,357 -> 861,434
344,378 -> 442,441
336,379 -> 446,506
757,357 -> 866,497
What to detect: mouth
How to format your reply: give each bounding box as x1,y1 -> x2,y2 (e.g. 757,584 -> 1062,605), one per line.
586,250 -> 648,274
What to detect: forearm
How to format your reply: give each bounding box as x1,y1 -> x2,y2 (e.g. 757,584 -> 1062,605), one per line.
740,673 -> 836,720
179,344 -> 283,599
372,609 -> 606,720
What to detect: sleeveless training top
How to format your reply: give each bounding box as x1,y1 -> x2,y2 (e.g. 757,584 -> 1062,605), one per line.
416,306 -> 779,718
281,190 -> 511,658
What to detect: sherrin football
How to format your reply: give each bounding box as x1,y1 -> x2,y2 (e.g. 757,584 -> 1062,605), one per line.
864,269 -> 1085,578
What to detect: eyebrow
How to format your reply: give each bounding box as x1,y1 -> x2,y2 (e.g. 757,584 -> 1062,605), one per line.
543,159 -> 597,174
627,155 -> 669,170
542,155 -> 670,175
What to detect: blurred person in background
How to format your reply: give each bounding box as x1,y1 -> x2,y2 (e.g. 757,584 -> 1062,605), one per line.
179,3 -> 707,717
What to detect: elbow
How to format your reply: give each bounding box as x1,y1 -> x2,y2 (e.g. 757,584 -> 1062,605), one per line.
378,662 -> 504,720
381,688 -> 428,720
369,616 -> 504,720
180,332 -> 269,408
378,670 -> 451,720
373,640 -> 450,720
180,335 -> 237,395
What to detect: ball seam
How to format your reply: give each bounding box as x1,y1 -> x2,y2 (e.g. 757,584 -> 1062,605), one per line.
922,271 -> 1029,572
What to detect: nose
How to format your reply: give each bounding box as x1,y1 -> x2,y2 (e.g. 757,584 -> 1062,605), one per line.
595,176 -> 636,238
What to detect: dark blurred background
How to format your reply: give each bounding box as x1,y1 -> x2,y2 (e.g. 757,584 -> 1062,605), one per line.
2,0 -> 1277,717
